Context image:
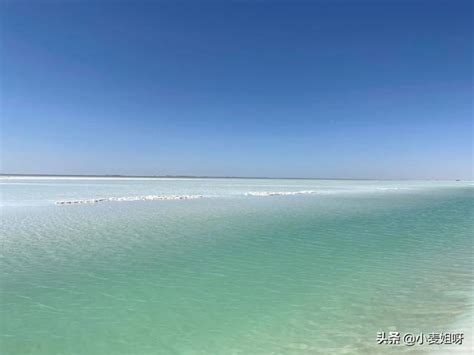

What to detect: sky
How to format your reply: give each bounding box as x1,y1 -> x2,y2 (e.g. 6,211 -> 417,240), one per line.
1,0 -> 472,179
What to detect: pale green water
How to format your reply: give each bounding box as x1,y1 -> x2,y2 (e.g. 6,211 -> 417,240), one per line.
1,178 -> 473,354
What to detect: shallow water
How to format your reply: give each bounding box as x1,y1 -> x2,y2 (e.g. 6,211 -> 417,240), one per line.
1,178 -> 472,354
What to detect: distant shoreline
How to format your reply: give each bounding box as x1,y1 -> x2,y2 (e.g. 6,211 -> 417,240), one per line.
0,174 -> 465,181
0,173 -> 374,180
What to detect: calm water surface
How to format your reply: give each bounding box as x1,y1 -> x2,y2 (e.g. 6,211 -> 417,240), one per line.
1,178 -> 473,354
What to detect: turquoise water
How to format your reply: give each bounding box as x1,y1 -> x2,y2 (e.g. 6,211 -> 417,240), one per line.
1,178 -> 473,354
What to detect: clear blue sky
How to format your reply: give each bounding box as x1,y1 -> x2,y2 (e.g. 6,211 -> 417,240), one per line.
1,0 -> 472,179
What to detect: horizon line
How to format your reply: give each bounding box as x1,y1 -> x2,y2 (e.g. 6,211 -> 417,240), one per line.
0,173 -> 466,181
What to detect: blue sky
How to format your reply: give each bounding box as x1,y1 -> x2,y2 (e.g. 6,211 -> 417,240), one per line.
2,0 -> 472,178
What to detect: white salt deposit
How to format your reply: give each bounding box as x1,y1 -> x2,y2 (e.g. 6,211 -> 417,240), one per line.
55,195 -> 203,205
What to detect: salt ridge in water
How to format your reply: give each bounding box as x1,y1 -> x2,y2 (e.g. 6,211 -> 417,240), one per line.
55,194 -> 203,205
245,190 -> 317,197
53,186 -> 438,205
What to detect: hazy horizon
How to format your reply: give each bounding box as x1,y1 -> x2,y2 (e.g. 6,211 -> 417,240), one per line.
0,172 -> 471,181
1,0 -> 472,179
